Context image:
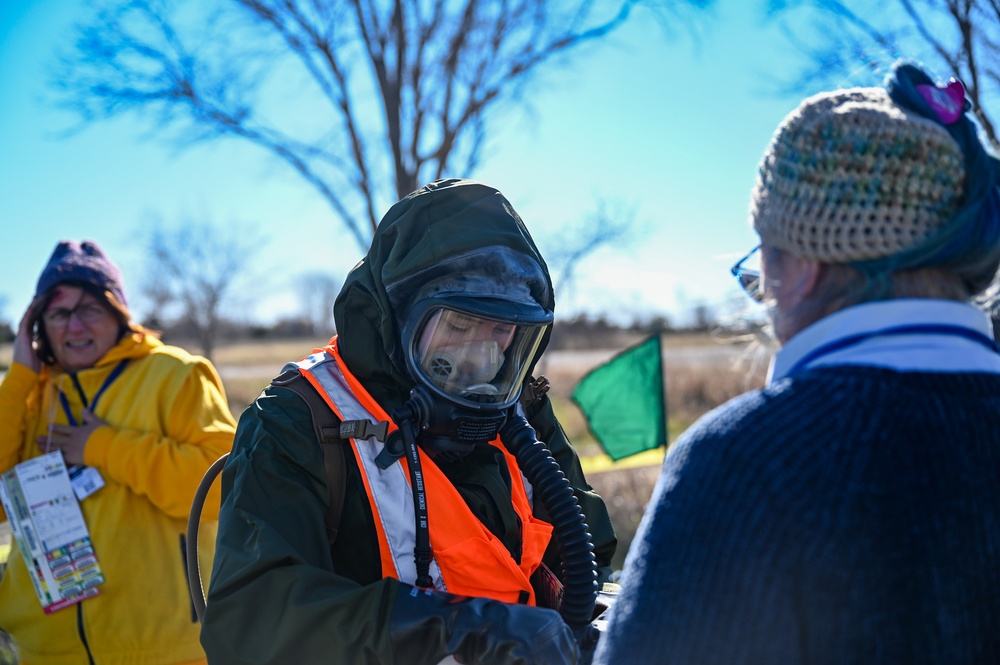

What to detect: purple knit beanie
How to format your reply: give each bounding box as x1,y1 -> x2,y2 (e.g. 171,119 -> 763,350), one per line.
35,240 -> 128,307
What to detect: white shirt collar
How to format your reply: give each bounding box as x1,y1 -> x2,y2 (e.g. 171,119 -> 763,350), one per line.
768,299 -> 1000,385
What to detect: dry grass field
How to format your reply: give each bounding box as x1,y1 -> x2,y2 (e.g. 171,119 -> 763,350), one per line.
0,334 -> 770,567
537,337 -> 771,569
208,334 -> 772,570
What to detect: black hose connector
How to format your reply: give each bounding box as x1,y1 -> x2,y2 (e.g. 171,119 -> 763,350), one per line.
187,452 -> 230,623
499,411 -> 598,634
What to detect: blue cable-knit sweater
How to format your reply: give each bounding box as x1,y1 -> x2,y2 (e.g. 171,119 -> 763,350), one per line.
595,366 -> 1000,664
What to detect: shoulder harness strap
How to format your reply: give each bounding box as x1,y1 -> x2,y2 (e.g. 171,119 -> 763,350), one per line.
271,369 -> 349,546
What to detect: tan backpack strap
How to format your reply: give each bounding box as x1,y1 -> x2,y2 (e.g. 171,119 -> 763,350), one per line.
271,369 -> 348,546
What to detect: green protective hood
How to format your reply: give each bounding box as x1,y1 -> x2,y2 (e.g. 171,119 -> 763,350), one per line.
333,179 -> 555,411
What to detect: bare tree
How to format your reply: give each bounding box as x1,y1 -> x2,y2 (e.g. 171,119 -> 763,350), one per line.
547,201 -> 636,303
768,0 -> 1000,153
53,0 -> 709,253
533,202 -> 635,374
141,219 -> 263,360
296,269 -> 341,336
139,277 -> 175,332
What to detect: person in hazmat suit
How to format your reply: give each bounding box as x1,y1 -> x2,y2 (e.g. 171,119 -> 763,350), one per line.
201,178 -> 617,664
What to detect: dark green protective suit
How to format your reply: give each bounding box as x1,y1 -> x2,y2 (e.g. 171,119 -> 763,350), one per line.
201,179 -> 617,664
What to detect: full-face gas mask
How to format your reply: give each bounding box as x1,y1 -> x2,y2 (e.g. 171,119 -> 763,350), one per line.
399,295 -> 552,458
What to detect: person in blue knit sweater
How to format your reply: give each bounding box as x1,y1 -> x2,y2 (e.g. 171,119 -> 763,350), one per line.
595,61 -> 1000,664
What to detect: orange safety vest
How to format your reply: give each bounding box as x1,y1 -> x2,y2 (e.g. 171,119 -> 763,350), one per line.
294,337 -> 553,605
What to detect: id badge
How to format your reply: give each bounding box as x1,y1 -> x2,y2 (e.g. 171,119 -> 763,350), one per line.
68,465 -> 105,501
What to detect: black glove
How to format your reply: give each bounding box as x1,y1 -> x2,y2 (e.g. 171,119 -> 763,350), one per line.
389,583 -> 579,665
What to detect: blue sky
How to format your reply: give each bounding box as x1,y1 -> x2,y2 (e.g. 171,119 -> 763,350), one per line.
0,0 -> 880,328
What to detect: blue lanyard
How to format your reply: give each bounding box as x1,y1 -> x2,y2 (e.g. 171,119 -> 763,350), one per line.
786,324 -> 1000,377
58,360 -> 129,426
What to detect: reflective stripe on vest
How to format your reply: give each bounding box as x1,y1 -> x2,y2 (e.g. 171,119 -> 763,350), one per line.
292,347 -> 444,588
293,337 -> 553,604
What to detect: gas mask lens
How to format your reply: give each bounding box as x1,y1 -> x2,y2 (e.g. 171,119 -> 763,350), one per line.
413,308 -> 545,408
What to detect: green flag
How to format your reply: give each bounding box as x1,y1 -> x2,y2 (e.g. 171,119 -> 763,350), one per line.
571,335 -> 666,461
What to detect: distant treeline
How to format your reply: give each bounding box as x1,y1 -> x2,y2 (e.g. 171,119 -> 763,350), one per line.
143,310 -> 762,354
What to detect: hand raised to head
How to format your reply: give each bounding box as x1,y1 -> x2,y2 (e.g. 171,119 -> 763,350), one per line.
13,298 -> 41,373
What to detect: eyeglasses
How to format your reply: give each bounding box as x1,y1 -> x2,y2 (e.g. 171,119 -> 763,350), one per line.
42,301 -> 111,329
730,244 -> 762,303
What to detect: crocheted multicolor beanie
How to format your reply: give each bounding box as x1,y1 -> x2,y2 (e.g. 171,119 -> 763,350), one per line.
750,87 -> 966,263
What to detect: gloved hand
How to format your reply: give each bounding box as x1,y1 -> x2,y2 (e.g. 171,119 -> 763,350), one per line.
390,583 -> 579,665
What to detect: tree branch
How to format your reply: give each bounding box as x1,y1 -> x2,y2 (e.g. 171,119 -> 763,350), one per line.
55,0 -> 693,250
